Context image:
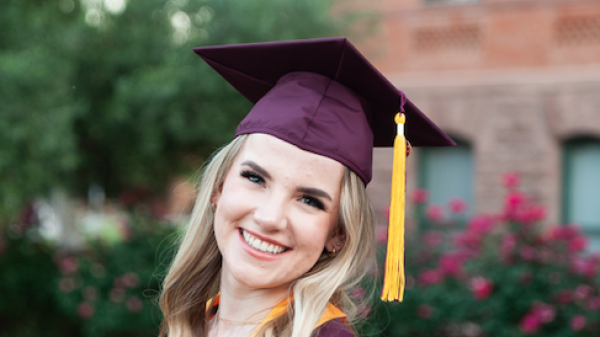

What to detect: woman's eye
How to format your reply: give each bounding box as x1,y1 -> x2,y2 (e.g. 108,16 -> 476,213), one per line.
300,196 -> 325,210
241,170 -> 265,185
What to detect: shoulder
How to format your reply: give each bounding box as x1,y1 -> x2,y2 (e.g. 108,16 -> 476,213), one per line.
312,319 -> 356,337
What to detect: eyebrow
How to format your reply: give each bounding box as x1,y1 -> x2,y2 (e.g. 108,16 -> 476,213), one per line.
241,160 -> 272,180
297,187 -> 332,202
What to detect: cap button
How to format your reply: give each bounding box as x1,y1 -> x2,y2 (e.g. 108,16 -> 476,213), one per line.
395,113 -> 405,125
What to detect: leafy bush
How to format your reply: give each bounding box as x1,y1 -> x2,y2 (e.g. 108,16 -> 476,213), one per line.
362,173 -> 600,337
0,212 -> 177,337
0,0 -> 346,222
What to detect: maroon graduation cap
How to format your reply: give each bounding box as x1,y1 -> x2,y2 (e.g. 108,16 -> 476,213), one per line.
193,37 -> 454,184
194,37 -> 455,302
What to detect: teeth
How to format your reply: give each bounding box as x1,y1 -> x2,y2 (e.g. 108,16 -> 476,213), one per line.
242,230 -> 286,255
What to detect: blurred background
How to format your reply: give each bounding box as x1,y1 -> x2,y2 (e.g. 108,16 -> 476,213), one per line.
1,0 -> 599,336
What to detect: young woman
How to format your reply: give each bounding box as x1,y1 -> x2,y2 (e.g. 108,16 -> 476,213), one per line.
159,38 -> 454,337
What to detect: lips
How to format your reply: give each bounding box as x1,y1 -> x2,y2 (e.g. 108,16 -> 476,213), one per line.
241,229 -> 289,255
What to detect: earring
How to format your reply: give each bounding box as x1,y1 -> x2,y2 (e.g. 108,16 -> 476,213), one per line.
336,241 -> 341,246
331,248 -> 336,258
211,203 -> 216,213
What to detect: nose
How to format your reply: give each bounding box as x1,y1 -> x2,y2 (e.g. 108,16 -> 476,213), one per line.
253,191 -> 288,232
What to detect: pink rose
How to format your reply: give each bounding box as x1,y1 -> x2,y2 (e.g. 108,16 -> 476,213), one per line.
520,246 -> 536,262
439,253 -> 464,277
423,231 -> 443,247
470,277 -> 494,300
375,227 -> 388,245
574,285 -> 594,300
57,256 -> 78,275
418,269 -> 443,285
448,197 -> 467,214
411,189 -> 428,204
588,297 -> 600,310
519,314 -> 540,334
426,205 -> 444,222
78,302 -> 94,319
532,302 -> 556,324
127,296 -> 143,313
571,315 -> 586,331
502,172 -> 520,188
350,286 -> 366,300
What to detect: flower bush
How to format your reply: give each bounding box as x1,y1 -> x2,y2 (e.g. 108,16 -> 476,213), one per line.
0,211 -> 177,337
361,173 -> 600,337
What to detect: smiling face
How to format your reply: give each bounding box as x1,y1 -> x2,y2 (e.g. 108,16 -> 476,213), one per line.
213,133 -> 345,293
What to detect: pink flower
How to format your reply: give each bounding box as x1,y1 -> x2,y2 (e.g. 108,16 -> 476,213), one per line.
448,197 -> 467,214
520,246 -> 536,262
568,236 -> 588,253
555,289 -> 574,304
357,303 -> 372,318
503,172 -> 520,188
411,189 -> 428,204
439,253 -> 464,277
78,302 -> 95,319
426,205 -> 444,222
423,231 -> 443,247
57,256 -> 78,275
505,191 -> 527,209
515,205 -> 547,224
454,230 -> 481,249
500,234 -> 517,263
571,315 -> 586,331
127,296 -> 143,312
547,224 -> 582,241
122,272 -> 140,288
532,302 -> 556,323
519,314 -> 540,334
417,305 -> 433,319
375,227 -> 388,245
574,285 -> 594,300
470,277 -> 494,300
571,258 -> 597,279
588,297 -> 600,310
418,269 -> 443,285
350,286 -> 366,300
467,215 -> 496,235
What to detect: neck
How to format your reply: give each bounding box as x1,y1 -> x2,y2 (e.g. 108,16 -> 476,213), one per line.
216,274 -> 289,324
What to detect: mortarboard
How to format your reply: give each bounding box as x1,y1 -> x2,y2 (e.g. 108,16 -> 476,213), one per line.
193,37 -> 455,301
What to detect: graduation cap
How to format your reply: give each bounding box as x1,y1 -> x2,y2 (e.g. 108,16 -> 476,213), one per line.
193,37 -> 455,301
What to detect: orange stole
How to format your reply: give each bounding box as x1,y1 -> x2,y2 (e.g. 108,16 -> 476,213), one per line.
207,295 -> 346,336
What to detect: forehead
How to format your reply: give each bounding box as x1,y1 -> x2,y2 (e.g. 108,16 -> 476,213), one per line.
236,133 -> 345,187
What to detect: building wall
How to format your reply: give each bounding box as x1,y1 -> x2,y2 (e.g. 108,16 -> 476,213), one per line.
358,0 -> 600,226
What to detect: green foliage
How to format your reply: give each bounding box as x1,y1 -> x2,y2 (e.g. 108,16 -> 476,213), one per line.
360,180 -> 600,337
0,0 -> 344,222
0,213 -> 177,337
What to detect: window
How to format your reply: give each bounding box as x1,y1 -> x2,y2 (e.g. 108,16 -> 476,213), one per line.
418,138 -> 474,228
563,137 -> 600,252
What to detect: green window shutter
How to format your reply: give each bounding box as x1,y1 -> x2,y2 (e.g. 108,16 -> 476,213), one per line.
563,138 -> 600,252
418,139 -> 473,227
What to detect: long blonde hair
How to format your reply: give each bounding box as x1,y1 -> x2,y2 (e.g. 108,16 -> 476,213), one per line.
159,134 -> 375,337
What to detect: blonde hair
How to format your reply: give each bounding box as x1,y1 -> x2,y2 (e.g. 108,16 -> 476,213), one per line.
159,134 -> 376,337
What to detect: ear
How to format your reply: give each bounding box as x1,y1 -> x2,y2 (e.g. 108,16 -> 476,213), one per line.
211,189 -> 221,207
325,229 -> 346,253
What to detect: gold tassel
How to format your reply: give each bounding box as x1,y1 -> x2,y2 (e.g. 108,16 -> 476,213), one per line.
381,112 -> 406,302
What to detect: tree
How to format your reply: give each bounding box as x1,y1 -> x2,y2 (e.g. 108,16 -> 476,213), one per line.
0,0 -> 345,222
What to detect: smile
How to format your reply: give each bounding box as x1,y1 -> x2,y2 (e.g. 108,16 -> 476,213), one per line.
241,229 -> 288,255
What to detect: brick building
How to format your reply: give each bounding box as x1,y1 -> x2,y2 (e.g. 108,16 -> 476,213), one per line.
355,0 -> 600,250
